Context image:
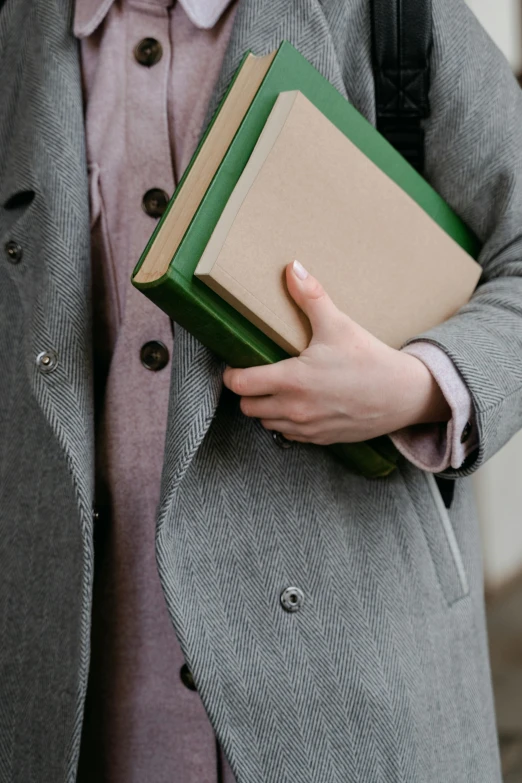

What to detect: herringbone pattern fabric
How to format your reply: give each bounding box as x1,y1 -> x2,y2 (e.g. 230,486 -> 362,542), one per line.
0,0 -> 519,780
157,385 -> 501,782
156,0 -> 518,780
0,1 -> 93,781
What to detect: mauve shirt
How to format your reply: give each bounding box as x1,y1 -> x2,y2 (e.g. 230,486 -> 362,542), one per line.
75,1 -> 238,780
74,0 -> 477,780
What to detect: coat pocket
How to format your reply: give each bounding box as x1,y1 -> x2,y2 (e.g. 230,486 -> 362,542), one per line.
396,467 -> 469,607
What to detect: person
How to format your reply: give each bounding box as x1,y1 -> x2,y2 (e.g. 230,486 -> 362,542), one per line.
0,0 -> 520,780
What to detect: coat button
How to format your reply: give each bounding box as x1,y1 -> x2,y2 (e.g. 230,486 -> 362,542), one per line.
36,350 -> 58,373
140,341 -> 169,371
272,431 -> 292,449
142,188 -> 170,218
180,663 -> 197,691
5,240 -> 23,263
460,421 -> 472,444
280,586 -> 305,613
134,38 -> 163,67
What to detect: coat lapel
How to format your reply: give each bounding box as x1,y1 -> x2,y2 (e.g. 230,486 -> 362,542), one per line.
158,0 -> 352,515
0,0 -> 94,521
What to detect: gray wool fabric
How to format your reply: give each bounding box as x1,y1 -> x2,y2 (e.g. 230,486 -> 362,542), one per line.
1,0 -> 522,780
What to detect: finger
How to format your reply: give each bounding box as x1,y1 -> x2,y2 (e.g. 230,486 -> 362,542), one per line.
260,420 -> 335,446
285,261 -> 342,340
223,359 -> 297,398
260,422 -> 314,443
259,419 -> 311,436
240,395 -> 286,420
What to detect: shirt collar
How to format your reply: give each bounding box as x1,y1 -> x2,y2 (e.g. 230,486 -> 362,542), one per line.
74,0 -> 234,39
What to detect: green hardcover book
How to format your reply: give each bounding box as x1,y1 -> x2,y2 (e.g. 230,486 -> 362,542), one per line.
131,41 -> 480,479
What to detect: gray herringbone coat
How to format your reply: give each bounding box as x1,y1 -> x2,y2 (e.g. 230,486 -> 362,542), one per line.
1,0 -> 521,780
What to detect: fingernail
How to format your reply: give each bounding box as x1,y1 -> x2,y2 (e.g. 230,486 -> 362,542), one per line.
293,260 -> 308,280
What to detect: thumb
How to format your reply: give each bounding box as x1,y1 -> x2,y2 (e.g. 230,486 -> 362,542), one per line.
286,260 -> 339,340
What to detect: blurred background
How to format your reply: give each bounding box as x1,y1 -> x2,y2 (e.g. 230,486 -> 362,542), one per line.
465,2 -> 522,778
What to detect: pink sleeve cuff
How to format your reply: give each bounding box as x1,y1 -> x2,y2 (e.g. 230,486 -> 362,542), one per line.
389,342 -> 478,473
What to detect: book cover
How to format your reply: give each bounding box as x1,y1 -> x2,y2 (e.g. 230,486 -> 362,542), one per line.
194,90 -> 481,356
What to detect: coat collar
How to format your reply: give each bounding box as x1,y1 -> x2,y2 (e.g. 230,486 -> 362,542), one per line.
74,0 -> 234,38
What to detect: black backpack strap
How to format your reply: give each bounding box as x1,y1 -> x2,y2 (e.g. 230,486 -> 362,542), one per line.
370,0 -> 433,173
371,1 -> 455,509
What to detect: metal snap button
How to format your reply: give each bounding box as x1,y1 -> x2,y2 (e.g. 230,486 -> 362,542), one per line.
142,188 -> 170,218
180,663 -> 197,691
280,586 -> 305,613
140,340 -> 169,371
36,350 -> 58,373
5,241 -> 22,263
272,431 -> 292,449
92,506 -> 108,524
460,421 -> 472,444
134,38 -> 163,67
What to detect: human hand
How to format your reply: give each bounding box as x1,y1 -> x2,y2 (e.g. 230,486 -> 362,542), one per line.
223,261 -> 450,445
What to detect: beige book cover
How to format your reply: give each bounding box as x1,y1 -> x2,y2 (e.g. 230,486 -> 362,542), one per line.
195,90 -> 481,356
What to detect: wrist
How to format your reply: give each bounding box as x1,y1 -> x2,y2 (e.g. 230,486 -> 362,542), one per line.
396,352 -> 451,428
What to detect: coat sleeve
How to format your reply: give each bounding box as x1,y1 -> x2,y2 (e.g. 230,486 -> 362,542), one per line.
399,0 -> 522,477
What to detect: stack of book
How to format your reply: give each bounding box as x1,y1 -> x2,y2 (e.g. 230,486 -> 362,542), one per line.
132,41 -> 481,477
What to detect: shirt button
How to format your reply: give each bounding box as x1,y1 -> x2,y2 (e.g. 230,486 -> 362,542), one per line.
134,37 -> 163,67
36,349 -> 58,373
280,586 -> 305,613
140,341 -> 169,372
460,421 -> 472,444
5,240 -> 23,263
142,188 -> 170,218
180,663 -> 197,691
272,431 -> 292,449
